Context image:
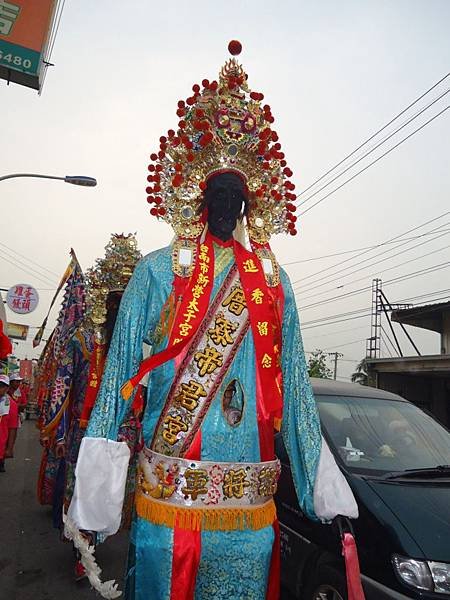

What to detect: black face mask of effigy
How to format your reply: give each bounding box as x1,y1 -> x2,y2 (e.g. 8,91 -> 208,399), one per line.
203,173 -> 248,241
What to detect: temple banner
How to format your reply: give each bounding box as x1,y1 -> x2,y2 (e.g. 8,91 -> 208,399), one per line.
0,0 -> 57,90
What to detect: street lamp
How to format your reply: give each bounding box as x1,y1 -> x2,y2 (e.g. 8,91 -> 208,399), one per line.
0,173 -> 97,186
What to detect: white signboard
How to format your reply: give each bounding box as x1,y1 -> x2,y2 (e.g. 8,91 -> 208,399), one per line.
6,284 -> 39,314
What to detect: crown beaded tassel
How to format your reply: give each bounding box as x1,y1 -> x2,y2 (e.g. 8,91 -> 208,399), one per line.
146,40 -> 298,245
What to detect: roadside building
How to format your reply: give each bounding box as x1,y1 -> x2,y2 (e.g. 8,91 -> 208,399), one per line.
366,301 -> 450,427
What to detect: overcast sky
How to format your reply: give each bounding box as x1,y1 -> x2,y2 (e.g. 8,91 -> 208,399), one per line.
1,0 -> 449,380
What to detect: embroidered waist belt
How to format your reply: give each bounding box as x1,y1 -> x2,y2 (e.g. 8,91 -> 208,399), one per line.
135,448 -> 281,531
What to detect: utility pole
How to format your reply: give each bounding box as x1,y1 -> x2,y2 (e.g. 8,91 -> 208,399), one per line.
366,278 -> 413,358
328,352 -> 343,380
366,278 -> 382,359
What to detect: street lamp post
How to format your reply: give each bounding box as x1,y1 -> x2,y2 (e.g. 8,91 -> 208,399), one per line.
0,173 -> 97,186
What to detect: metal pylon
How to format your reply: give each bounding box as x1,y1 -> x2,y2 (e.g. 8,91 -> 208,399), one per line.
366,278 -> 382,359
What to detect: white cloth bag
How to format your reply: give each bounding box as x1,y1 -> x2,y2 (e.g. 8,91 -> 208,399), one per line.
68,436 -> 131,536
313,435 -> 359,522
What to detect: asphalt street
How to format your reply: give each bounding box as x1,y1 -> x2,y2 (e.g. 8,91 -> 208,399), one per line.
0,420 -> 295,600
0,420 -> 128,600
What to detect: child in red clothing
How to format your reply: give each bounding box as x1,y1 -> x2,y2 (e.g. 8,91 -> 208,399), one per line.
0,374 -> 19,472
10,374 -> 28,414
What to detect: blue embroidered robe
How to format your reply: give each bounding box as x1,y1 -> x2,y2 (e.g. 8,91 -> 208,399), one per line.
86,242 -> 322,600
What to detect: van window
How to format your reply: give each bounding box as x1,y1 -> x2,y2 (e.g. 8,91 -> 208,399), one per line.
316,395 -> 450,475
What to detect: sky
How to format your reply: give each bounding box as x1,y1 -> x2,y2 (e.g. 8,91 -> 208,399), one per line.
1,0 -> 449,381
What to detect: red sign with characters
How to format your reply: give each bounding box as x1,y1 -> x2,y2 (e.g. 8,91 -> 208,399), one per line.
19,358 -> 33,380
6,283 -> 39,314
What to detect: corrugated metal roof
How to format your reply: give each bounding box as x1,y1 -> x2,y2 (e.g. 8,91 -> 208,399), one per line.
391,300 -> 450,333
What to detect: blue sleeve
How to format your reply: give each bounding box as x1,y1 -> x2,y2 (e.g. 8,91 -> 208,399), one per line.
280,269 -> 321,521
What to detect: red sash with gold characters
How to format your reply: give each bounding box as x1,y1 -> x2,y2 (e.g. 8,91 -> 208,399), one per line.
121,234 -> 215,401
80,340 -> 107,428
234,240 -> 284,425
122,233 -> 284,430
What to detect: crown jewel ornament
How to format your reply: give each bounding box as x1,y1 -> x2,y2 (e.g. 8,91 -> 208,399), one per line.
85,234 -> 142,328
146,41 -> 298,244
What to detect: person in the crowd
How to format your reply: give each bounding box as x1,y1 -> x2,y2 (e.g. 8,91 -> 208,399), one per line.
9,374 -> 28,418
35,235 -> 142,582
0,374 -> 19,472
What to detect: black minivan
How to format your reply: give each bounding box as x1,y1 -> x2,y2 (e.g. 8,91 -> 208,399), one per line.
276,378 -> 450,600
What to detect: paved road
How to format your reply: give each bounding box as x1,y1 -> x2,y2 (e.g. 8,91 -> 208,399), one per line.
0,420 -> 128,600
0,420 -> 295,600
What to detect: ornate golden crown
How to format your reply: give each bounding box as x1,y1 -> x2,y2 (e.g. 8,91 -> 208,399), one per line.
146,41 -> 298,244
85,234 -> 142,328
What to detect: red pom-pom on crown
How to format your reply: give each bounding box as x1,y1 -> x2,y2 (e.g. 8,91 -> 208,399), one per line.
228,40 -> 242,56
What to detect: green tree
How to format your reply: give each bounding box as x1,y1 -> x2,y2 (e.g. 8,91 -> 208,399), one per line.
307,349 -> 333,379
351,358 -> 369,385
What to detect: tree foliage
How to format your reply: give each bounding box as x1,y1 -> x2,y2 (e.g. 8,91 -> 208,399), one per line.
351,358 -> 369,385
307,349 -> 333,379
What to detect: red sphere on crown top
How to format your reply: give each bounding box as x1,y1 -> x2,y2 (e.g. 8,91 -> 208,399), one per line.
228,40 -> 242,56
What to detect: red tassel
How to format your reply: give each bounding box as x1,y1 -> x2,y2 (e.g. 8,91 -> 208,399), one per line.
131,383 -> 145,417
342,532 -> 366,600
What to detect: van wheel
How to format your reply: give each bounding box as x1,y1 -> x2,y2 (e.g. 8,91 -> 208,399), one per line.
306,565 -> 347,600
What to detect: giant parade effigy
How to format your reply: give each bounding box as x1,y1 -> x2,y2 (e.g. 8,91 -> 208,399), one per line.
67,41 -> 358,600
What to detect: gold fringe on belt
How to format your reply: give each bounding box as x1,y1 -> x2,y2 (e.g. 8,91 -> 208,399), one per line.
135,492 -> 277,532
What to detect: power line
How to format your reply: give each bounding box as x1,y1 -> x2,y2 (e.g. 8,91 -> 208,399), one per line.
0,241 -> 60,279
410,294 -> 450,306
295,72 -> 450,201
302,307 -> 371,327
302,313 -> 371,331
394,288 -> 450,304
296,265 -> 449,315
384,261 -> 450,286
322,338 -> 367,351
297,87 -> 450,209
297,262 -> 450,330
297,248 -> 450,308
295,234 -> 450,301
40,0 -> 66,90
302,324 -> 369,339
282,228 -> 450,267
0,251 -> 59,287
299,105 -> 450,217
380,332 -> 395,358
291,209 -> 450,288
0,248 -> 58,285
48,0 -> 66,59
293,223 -> 450,293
